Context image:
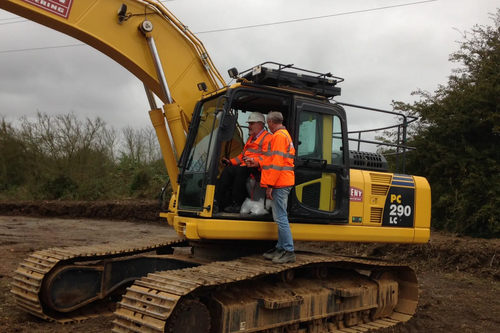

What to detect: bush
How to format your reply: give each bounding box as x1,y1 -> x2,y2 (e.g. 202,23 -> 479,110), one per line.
41,175 -> 79,200
0,112 -> 169,202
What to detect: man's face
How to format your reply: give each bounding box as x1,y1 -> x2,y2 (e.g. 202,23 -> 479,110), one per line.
248,122 -> 262,136
267,120 -> 276,133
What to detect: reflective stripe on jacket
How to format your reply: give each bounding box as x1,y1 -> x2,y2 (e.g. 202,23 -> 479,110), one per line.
260,128 -> 295,188
230,131 -> 272,166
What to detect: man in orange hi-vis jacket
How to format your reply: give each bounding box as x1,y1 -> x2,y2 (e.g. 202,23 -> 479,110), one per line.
245,111 -> 296,264
215,112 -> 272,213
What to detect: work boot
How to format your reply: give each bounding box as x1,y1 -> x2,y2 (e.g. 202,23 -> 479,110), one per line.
272,250 -> 296,264
224,202 -> 241,213
263,247 -> 283,260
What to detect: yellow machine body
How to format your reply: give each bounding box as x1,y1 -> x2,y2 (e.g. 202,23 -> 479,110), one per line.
170,171 -> 431,244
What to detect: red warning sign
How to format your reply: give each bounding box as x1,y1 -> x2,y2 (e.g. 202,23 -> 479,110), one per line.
21,0 -> 74,19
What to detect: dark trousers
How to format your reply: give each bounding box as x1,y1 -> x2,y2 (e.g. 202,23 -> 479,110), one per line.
216,166 -> 259,209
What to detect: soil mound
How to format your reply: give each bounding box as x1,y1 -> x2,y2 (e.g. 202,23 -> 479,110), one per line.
0,199 -> 161,222
298,232 -> 500,280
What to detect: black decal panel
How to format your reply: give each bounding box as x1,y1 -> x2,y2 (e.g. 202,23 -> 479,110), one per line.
382,186 -> 415,227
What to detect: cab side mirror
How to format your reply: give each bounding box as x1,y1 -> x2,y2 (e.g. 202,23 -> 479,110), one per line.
219,114 -> 237,141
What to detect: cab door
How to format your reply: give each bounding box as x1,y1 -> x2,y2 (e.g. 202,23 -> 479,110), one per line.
289,98 -> 350,223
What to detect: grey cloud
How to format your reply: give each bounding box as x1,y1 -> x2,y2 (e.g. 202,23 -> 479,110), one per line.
0,0 -> 498,138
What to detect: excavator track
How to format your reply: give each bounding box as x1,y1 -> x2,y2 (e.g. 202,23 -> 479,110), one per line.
11,235 -> 187,323
113,253 -> 418,333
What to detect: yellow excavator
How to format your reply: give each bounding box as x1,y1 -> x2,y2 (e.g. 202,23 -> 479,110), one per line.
1,1 -> 431,332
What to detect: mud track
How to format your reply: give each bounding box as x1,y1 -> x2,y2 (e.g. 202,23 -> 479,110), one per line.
0,200 -> 499,333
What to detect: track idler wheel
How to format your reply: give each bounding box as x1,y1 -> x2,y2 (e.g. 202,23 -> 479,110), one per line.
310,266 -> 328,279
279,269 -> 295,282
165,300 -> 210,333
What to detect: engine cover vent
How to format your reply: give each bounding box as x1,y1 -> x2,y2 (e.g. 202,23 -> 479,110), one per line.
349,151 -> 388,172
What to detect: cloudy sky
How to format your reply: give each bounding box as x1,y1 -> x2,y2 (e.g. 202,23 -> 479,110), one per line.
0,0 -> 498,150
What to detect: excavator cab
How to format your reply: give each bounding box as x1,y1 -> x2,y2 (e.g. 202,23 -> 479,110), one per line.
177,65 -> 350,225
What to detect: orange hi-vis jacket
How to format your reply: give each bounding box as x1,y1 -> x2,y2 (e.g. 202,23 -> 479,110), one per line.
260,128 -> 295,188
230,130 -> 272,166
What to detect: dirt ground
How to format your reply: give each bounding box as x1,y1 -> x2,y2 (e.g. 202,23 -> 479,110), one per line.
0,200 -> 499,333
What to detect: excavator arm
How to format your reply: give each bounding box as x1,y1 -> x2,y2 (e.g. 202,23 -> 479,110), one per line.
0,0 -> 226,183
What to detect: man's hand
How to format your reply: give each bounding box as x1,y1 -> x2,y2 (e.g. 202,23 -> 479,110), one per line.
266,187 -> 273,200
221,158 -> 231,167
243,157 -> 259,168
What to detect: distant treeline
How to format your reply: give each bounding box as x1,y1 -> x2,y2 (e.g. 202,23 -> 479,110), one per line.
0,112 -> 169,201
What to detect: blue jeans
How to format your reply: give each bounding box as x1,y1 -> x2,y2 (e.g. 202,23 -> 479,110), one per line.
271,186 -> 294,252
